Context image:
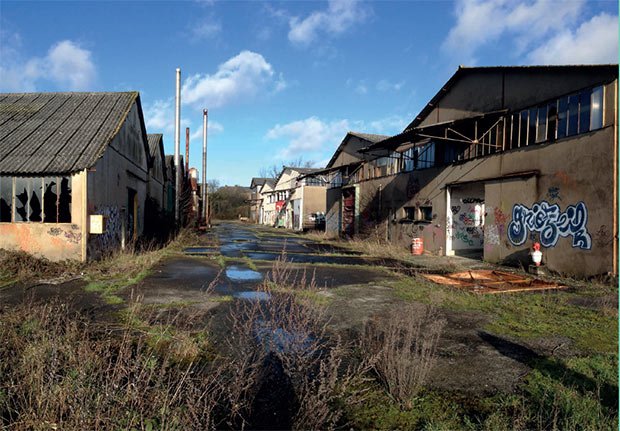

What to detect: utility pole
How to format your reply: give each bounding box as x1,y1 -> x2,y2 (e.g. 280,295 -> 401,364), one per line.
174,68 -> 181,224
202,109 -> 209,226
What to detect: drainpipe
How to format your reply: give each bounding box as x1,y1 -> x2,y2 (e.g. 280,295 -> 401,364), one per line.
174,68 -> 181,224
202,109 -> 208,225
613,80 -> 618,275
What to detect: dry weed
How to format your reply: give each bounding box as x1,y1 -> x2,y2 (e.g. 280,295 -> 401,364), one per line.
362,303 -> 446,409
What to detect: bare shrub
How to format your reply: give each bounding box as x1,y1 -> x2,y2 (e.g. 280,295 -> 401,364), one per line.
362,303 -> 446,409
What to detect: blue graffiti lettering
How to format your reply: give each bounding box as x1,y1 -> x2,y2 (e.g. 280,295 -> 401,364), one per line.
507,201 -> 591,249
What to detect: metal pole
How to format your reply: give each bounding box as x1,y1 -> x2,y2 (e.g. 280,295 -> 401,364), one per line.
204,110 -> 209,226
202,109 -> 208,224
174,68 -> 181,223
185,127 -> 190,174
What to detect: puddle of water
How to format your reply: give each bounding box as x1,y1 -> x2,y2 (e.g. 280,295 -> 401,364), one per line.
226,266 -> 263,281
234,291 -> 271,301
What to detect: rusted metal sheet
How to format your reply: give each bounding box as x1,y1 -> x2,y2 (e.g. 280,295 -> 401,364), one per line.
422,270 -> 565,294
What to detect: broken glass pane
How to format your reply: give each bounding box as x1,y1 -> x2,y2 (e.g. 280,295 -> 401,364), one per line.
15,177 -> 29,222
29,178 -> 42,222
44,177 -> 58,223
58,177 -> 71,223
0,177 -> 11,222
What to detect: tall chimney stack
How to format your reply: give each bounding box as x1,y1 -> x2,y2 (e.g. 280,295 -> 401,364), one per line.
202,109 -> 208,225
185,127 -> 190,174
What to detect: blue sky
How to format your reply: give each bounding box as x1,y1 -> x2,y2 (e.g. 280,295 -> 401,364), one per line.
1,0 -> 617,186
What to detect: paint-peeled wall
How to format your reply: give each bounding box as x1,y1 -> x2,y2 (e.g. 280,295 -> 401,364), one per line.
87,102 -> 149,258
0,170 -> 86,261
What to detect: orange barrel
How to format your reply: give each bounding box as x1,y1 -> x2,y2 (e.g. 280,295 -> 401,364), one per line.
411,238 -> 424,255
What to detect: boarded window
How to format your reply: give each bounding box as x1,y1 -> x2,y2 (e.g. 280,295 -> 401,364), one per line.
0,177 -> 11,222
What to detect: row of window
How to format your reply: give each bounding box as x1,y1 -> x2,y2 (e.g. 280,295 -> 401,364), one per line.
268,190 -> 290,203
0,176 -> 72,223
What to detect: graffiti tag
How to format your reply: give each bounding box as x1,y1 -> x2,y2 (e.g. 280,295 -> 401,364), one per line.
546,186 -> 562,202
462,197 -> 484,204
507,201 -> 591,249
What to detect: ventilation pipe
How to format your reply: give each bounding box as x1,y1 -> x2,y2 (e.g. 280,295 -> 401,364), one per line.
202,109 -> 208,225
174,68 -> 181,223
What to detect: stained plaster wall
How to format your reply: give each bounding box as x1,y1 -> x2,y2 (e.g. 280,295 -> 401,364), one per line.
87,102 -> 149,258
0,170 -> 87,261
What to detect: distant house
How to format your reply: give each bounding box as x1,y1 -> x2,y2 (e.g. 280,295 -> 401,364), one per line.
249,177 -> 272,223
268,167 -> 326,230
354,64 -> 618,277
258,179 -> 276,225
0,91 -> 168,261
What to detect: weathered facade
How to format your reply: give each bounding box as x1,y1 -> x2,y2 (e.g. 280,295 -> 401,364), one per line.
249,177 -> 272,223
341,65 -> 617,277
0,92 -> 173,261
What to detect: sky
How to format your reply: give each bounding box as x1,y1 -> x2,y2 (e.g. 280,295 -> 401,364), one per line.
1,0 -> 618,186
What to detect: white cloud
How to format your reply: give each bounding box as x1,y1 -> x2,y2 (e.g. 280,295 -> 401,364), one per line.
528,13 -> 618,64
181,50 -> 284,108
189,120 -> 224,142
0,35 -> 96,92
265,117 -> 350,159
190,19 -> 222,40
288,0 -> 368,46
264,114 -> 409,161
442,0 -> 584,63
376,79 -> 405,92
46,40 -> 96,90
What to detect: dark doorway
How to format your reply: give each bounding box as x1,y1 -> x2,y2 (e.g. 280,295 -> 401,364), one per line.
342,188 -> 355,236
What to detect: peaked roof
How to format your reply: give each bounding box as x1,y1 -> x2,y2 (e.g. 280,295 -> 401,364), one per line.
326,131 -> 389,168
147,133 -> 166,180
0,92 -> 148,175
405,64 -> 618,131
250,177 -> 272,188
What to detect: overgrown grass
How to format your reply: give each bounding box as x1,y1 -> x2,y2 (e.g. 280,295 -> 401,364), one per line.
390,274 -> 618,355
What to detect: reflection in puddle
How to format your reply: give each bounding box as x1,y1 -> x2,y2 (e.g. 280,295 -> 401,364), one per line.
226,266 -> 263,281
234,291 -> 271,301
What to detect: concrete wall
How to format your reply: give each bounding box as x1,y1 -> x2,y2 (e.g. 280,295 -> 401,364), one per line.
351,122 -> 615,276
87,102 -> 149,258
301,185 -> 326,229
0,170 -> 87,261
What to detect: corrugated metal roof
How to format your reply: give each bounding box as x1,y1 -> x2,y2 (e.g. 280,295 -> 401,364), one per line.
147,133 -> 163,158
0,92 -> 139,174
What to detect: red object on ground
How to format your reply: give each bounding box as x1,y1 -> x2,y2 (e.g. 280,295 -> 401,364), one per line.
411,238 -> 424,255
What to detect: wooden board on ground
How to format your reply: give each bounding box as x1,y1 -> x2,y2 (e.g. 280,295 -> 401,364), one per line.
422,270 -> 565,294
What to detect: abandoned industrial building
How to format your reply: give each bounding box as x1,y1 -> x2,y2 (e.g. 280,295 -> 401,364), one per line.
251,64 -> 618,278
0,91 -> 180,261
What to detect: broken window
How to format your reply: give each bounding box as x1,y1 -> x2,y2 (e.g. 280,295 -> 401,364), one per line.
0,177 -> 11,222
9,176 -> 70,223
15,177 -> 29,222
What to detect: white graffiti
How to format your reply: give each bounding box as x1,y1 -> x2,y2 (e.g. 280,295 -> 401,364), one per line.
507,201 -> 591,249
